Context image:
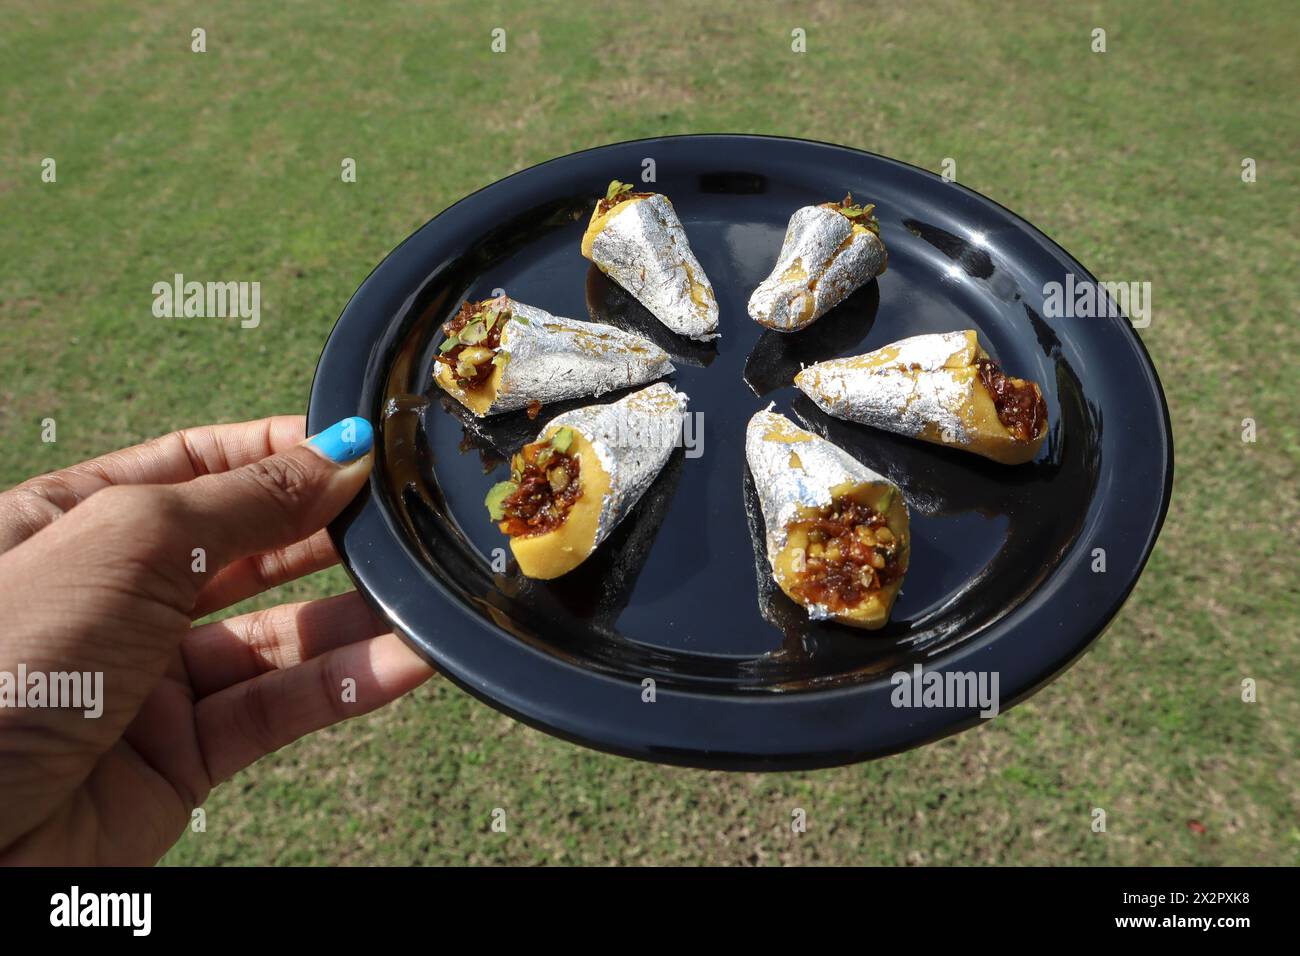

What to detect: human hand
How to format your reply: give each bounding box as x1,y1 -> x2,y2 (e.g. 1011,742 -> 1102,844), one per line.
0,415 -> 433,865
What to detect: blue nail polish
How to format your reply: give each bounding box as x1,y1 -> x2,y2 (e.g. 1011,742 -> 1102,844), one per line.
309,417 -> 374,463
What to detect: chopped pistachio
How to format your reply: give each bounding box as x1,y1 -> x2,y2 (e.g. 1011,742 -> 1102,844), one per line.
550,427 -> 574,453
484,480 -> 517,521
459,321 -> 488,346
437,334 -> 460,353
490,351 -> 510,368
835,196 -> 880,233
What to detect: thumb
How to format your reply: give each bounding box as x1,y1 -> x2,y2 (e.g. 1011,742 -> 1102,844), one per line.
173,416 -> 375,584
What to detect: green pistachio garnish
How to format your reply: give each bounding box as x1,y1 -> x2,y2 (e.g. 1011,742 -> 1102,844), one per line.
834,193 -> 880,233
606,180 -> 634,201
550,427 -> 574,453
438,335 -> 460,353
484,481 -> 517,521
491,351 -> 510,368
458,320 -> 488,345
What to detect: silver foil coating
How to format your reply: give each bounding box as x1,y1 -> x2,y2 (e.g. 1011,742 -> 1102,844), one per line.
589,195 -> 720,341
795,330 -> 977,444
747,205 -> 887,331
543,382 -> 688,555
438,297 -> 674,418
744,409 -> 898,622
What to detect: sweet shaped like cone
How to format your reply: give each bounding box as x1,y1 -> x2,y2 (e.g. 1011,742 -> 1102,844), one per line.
499,448 -> 685,635
584,262 -> 718,370
582,193 -> 719,341
794,330 -> 1048,464
434,297 -> 673,418
745,410 -> 909,629
508,382 -> 688,579
748,203 -> 887,332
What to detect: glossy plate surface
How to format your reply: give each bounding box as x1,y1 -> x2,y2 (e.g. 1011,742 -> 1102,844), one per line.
307,135 -> 1172,770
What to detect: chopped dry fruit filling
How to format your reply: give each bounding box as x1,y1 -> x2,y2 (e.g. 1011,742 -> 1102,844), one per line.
485,427 -> 582,538
435,298 -> 520,389
785,491 -> 903,612
822,192 -> 881,236
975,358 -> 1047,442
595,179 -> 652,217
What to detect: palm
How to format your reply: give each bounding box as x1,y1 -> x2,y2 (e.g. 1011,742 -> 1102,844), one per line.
24,653 -> 207,865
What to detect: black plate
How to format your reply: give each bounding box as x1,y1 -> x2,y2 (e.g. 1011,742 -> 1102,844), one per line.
307,135 -> 1172,770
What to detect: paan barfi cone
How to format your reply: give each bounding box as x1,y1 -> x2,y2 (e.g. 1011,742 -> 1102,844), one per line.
748,194 -> 887,332
485,382 -> 688,579
582,181 -> 719,341
794,330 -> 1049,465
745,410 -> 910,629
434,294 -> 673,418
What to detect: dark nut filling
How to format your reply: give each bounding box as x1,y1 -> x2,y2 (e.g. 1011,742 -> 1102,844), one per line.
786,494 -> 904,612
435,298 -> 516,390
485,428 -> 582,538
975,357 -> 1047,442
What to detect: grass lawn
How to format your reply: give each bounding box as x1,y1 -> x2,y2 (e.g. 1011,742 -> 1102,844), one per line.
1,0 -> 1295,865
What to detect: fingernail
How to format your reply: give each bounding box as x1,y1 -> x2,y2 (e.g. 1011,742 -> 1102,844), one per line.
307,417 -> 374,464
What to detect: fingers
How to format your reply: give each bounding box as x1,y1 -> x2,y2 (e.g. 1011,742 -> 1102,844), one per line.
166,417 -> 374,606
195,632 -> 434,784
0,416 -> 307,555
182,591 -> 389,697
190,528 -> 339,619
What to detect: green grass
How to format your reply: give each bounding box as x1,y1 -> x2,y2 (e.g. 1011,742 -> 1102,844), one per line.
1,0 -> 1296,865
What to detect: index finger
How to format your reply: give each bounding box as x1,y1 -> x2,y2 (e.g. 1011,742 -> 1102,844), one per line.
0,415 -> 307,554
